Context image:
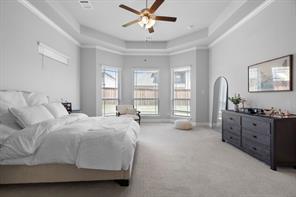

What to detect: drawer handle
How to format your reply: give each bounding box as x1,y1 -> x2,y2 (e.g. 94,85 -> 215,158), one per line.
252,123 -> 257,126
253,135 -> 257,139
229,117 -> 233,120
252,147 -> 257,151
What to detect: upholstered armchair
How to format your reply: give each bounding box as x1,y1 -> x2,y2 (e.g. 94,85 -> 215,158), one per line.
116,105 -> 141,124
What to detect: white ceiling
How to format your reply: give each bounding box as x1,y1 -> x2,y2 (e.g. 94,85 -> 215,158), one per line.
58,0 -> 232,41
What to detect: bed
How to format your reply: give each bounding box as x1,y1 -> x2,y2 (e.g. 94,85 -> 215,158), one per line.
0,90 -> 140,186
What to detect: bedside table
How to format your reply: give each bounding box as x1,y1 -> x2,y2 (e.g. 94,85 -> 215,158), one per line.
62,102 -> 72,113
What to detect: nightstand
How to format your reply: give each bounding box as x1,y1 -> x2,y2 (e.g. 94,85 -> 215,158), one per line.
62,102 -> 72,113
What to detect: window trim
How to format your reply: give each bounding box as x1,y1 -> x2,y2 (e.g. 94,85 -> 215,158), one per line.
171,66 -> 192,118
101,65 -> 121,116
132,68 -> 160,116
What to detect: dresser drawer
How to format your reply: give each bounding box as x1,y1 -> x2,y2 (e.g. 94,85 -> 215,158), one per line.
224,130 -> 241,147
242,129 -> 270,147
223,124 -> 241,136
223,112 -> 241,126
242,138 -> 270,163
242,117 -> 270,136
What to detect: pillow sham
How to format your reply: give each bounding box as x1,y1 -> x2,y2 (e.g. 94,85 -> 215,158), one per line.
0,92 -> 27,130
9,105 -> 54,128
23,92 -> 49,106
0,91 -> 27,107
44,103 -> 68,118
0,92 -> 27,114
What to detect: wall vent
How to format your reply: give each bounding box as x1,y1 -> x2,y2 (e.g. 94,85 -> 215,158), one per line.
79,0 -> 93,9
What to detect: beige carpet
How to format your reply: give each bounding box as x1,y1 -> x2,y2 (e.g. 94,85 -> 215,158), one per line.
0,123 -> 296,197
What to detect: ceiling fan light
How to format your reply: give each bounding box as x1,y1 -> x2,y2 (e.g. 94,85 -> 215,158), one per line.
138,19 -> 155,29
138,16 -> 149,27
142,16 -> 149,24
138,20 -> 145,28
145,19 -> 155,29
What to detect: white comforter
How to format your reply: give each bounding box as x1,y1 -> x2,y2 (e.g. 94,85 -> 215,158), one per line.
0,113 -> 140,170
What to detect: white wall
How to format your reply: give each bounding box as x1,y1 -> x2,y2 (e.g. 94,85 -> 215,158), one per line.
0,0 -> 80,109
170,50 -> 197,122
80,48 -> 123,116
170,49 -> 209,123
80,48 -> 96,116
122,55 -> 170,120
96,49 -> 123,116
196,49 -> 209,123
80,48 -> 210,121
209,0 -> 296,121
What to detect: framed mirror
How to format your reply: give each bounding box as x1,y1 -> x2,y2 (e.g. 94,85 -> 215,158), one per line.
212,76 -> 228,131
248,55 -> 293,92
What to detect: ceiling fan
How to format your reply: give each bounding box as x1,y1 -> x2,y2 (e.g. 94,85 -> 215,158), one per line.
119,0 -> 177,33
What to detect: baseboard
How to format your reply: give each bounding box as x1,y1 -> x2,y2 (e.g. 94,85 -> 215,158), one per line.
141,119 -> 172,123
141,119 -> 210,127
195,122 -> 211,127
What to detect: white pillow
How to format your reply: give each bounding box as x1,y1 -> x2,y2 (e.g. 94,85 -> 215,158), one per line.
0,91 -> 27,114
0,92 -> 28,129
44,103 -> 68,118
9,105 -> 54,128
127,108 -> 137,114
23,92 -> 49,106
0,124 -> 17,144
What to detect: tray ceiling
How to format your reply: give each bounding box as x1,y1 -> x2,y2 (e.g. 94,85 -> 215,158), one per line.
58,0 -> 232,41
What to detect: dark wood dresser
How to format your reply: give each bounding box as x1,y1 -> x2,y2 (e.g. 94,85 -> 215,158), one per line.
222,110 -> 296,170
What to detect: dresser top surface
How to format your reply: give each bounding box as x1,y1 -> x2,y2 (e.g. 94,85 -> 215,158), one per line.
223,110 -> 296,120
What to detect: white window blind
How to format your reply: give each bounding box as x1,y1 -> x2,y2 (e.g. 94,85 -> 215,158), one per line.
101,66 -> 120,116
134,69 -> 159,115
172,66 -> 191,117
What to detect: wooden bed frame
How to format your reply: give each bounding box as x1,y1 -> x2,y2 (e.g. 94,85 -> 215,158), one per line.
0,163 -> 132,186
0,146 -> 136,186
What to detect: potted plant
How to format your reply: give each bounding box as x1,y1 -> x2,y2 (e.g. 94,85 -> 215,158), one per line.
228,94 -> 242,112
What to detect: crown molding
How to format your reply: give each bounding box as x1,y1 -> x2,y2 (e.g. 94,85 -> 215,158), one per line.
17,0 -> 274,54
45,0 -> 80,33
81,45 -> 209,56
123,48 -> 169,56
209,0 -> 247,36
169,47 -> 197,56
81,45 -> 123,55
209,0 -> 275,48
80,25 -> 126,51
18,0 -> 80,46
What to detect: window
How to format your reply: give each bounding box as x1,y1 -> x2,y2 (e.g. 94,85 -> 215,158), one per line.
101,66 -> 120,116
172,67 -> 191,117
134,69 -> 159,115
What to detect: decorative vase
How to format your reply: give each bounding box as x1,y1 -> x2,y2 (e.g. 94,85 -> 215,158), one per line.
234,104 -> 239,112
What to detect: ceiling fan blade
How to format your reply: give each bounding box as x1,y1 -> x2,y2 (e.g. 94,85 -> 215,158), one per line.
149,0 -> 165,14
122,19 -> 140,27
119,4 -> 141,15
155,16 -> 177,22
148,27 -> 154,33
